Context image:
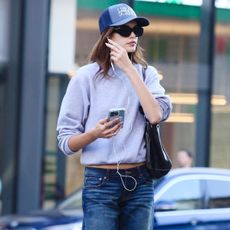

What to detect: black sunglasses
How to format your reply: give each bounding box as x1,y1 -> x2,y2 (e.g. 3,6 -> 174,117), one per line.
113,25 -> 143,37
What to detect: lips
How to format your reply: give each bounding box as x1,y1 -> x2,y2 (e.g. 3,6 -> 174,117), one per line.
127,41 -> 137,46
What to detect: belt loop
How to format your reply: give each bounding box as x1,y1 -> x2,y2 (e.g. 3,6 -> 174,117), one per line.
137,164 -> 144,176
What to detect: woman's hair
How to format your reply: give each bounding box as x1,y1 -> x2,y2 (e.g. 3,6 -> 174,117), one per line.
178,149 -> 193,159
89,27 -> 148,77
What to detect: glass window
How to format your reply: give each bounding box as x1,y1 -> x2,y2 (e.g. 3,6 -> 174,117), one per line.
156,180 -> 202,211
44,0 -> 230,208
53,1 -> 202,198
207,180 -> 230,209
211,3 -> 230,168
136,2 -> 202,165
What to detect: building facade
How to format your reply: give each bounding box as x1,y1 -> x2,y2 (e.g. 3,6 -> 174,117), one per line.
0,0 -> 229,214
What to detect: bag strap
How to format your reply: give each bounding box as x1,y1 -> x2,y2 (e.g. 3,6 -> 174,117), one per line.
142,66 -> 147,82
139,67 -> 147,116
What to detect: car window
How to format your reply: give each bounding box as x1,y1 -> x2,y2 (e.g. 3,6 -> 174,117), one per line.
155,179 -> 203,211
58,189 -> 82,210
207,179 -> 230,209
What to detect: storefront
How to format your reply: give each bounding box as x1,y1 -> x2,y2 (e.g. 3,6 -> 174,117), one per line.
0,0 -> 229,214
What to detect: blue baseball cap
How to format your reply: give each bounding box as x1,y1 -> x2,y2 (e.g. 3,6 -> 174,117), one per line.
99,3 -> 149,34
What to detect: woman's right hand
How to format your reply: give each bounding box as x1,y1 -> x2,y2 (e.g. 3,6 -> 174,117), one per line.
68,117 -> 123,152
94,117 -> 122,139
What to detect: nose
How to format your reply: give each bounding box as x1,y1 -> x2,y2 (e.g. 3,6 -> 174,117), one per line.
130,31 -> 136,38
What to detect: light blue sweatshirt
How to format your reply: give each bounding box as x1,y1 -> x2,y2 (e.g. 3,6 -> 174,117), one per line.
57,62 -> 172,165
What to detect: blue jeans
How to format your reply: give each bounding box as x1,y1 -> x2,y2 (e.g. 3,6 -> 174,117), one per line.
82,165 -> 154,230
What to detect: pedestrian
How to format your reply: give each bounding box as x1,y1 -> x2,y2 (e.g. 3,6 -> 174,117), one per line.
57,3 -> 172,230
176,149 -> 193,168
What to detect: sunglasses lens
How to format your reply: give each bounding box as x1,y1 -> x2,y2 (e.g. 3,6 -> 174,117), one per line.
114,26 -> 132,37
114,25 -> 143,37
134,26 -> 143,37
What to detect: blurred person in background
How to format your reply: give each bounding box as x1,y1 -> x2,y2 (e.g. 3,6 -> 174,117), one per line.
57,3 -> 172,230
176,149 -> 194,168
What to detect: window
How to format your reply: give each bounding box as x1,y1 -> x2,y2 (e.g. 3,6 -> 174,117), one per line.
156,180 -> 203,211
207,179 -> 230,209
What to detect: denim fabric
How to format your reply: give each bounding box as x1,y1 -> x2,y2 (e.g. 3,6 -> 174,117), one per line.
82,165 -> 154,230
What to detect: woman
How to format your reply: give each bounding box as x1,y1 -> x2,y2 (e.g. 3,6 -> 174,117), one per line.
57,3 -> 172,230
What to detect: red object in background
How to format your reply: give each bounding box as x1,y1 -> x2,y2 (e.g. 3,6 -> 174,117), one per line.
216,36 -> 227,54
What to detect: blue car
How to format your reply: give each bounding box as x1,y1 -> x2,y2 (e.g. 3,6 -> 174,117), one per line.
0,167 -> 230,229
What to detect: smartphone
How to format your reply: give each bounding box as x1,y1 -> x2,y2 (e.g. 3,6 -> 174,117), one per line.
108,108 -> 126,127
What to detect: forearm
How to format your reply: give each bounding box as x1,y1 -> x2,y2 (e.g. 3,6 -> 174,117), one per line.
124,66 -> 162,123
68,128 -> 98,152
105,39 -> 164,123
67,117 -> 122,152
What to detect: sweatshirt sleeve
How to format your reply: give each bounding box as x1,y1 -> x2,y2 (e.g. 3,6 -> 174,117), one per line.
145,66 -> 172,121
56,74 -> 90,155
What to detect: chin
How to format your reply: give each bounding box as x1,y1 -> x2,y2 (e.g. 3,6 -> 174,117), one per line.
126,48 -> 136,53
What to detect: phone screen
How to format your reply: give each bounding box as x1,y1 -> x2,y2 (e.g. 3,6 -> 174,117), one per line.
108,108 -> 125,126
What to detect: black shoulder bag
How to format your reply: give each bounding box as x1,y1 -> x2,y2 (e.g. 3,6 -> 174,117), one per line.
141,68 -> 172,179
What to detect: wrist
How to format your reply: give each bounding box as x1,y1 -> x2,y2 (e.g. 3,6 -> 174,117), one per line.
89,128 -> 100,140
123,64 -> 136,75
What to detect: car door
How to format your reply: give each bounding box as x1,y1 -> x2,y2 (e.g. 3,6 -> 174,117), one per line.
154,176 -> 207,230
204,177 -> 230,229
154,174 -> 230,230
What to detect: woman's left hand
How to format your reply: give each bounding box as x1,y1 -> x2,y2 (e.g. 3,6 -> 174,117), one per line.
105,38 -> 132,72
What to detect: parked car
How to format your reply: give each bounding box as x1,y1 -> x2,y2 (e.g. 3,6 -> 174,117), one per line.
0,167 -> 230,229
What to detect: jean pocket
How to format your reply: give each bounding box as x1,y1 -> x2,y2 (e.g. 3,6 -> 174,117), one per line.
84,175 -> 108,188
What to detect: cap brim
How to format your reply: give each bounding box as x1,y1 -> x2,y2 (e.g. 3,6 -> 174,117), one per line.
110,16 -> 149,27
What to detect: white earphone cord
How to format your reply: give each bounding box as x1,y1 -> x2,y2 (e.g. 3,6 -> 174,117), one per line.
111,65 -> 137,191
112,142 -> 137,192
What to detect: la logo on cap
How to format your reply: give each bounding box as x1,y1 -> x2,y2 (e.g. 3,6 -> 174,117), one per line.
117,6 -> 135,17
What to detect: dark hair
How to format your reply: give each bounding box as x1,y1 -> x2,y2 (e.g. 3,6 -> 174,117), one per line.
89,27 -> 148,77
179,149 -> 193,158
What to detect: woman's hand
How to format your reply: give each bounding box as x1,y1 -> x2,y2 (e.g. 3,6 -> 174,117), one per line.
93,117 -> 122,139
105,38 -> 133,72
68,117 -> 122,152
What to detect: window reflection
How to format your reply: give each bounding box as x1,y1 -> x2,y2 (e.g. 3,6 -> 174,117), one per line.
156,180 -> 202,211
207,180 -> 230,209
